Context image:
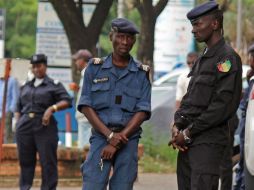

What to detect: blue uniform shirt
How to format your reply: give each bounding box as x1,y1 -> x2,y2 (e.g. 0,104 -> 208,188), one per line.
78,54 -> 151,127
16,76 -> 72,114
0,77 -> 20,117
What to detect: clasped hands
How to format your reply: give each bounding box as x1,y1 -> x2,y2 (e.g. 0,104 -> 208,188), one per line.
101,132 -> 128,160
169,125 -> 188,152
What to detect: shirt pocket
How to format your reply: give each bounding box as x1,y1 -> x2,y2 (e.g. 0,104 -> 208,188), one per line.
91,82 -> 110,110
190,75 -> 215,107
121,87 -> 141,112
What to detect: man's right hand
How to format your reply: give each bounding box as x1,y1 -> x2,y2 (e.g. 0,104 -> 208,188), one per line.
101,144 -> 117,160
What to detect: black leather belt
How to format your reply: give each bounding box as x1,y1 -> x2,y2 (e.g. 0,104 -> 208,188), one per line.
25,112 -> 43,118
108,127 -> 123,132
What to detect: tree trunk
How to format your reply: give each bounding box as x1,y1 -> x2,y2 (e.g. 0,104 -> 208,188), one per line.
135,0 -> 168,80
49,0 -> 113,84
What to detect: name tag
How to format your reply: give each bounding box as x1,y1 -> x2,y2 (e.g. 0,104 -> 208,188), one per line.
93,77 -> 109,83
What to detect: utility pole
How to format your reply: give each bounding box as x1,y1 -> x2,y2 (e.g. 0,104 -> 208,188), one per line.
236,0 -> 242,51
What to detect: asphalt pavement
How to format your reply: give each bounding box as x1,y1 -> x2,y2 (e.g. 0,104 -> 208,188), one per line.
0,173 -> 178,190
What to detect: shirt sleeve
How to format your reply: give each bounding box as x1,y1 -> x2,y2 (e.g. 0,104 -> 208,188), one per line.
77,63 -> 93,112
53,82 -> 72,105
135,73 -> 151,119
176,74 -> 186,101
190,55 -> 242,136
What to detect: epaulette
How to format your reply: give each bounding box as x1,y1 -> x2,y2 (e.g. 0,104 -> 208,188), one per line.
139,64 -> 150,72
92,58 -> 104,65
139,64 -> 152,84
53,79 -> 59,85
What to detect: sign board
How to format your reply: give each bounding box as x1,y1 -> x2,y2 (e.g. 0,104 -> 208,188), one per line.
36,0 -> 98,67
154,0 -> 195,74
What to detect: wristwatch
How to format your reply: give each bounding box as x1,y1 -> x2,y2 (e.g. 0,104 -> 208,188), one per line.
183,129 -> 192,144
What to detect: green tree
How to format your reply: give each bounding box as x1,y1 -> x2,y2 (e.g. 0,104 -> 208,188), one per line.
0,0 -> 37,58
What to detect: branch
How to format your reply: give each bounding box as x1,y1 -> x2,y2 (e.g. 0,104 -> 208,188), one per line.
135,0 -> 144,15
154,0 -> 169,18
87,0 -> 113,39
220,0 -> 233,12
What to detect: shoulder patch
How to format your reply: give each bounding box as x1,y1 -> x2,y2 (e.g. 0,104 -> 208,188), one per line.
54,80 -> 59,85
92,58 -> 104,65
139,64 -> 150,72
217,59 -> 231,73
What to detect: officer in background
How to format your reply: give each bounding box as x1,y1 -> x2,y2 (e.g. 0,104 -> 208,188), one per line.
72,49 -> 93,149
78,18 -> 151,190
170,1 -> 242,190
0,71 -> 20,143
15,54 -> 72,190
175,52 -> 198,109
234,43 -> 254,190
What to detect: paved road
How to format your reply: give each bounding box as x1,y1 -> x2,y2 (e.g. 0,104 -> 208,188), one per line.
0,173 -> 177,190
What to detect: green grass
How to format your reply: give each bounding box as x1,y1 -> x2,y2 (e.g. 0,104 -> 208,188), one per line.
139,124 -> 178,173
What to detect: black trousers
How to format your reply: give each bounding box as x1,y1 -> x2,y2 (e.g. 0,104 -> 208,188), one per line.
220,121 -> 236,190
16,115 -> 58,190
177,143 -> 225,190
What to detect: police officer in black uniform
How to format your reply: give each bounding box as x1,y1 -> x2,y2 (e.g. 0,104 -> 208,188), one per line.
169,1 -> 242,190
15,54 -> 72,190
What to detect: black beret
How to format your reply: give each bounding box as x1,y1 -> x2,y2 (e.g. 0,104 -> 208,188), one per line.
30,54 -> 47,65
248,43 -> 254,53
111,18 -> 139,34
187,1 -> 219,22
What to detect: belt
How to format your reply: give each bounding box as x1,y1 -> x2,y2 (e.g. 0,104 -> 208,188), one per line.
25,112 -> 43,118
108,127 -> 123,132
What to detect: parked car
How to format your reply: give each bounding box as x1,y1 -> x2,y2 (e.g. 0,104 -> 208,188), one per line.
244,84 -> 254,189
142,85 -> 176,139
153,67 -> 189,87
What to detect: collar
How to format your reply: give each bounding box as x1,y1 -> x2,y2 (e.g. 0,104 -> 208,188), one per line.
101,54 -> 139,72
29,75 -> 50,86
202,37 -> 225,58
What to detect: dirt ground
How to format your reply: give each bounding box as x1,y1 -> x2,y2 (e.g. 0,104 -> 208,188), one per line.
0,173 -> 178,190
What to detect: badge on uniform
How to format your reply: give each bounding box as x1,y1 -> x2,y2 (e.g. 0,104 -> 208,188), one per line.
93,58 -> 104,65
217,59 -> 231,73
93,77 -> 109,83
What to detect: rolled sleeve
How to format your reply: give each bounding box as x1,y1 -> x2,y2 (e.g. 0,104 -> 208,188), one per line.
135,75 -> 151,119
77,64 -> 93,112
54,82 -> 72,105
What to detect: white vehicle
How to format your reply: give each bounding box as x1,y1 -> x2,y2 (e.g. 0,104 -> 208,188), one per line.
153,64 -> 249,88
153,67 -> 189,87
244,83 -> 254,189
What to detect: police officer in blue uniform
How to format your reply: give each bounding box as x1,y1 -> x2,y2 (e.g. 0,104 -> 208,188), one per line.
15,54 -> 72,190
169,1 -> 242,190
78,18 -> 151,190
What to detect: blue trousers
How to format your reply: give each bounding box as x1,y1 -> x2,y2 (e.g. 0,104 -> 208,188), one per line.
81,132 -> 139,190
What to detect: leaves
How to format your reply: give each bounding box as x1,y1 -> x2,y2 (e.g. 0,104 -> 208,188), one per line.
0,0 -> 37,58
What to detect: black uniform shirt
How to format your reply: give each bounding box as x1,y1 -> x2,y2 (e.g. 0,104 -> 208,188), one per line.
174,38 -> 242,145
16,75 -> 72,114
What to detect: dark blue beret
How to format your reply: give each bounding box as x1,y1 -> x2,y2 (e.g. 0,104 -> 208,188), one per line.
248,43 -> 254,53
30,54 -> 47,65
187,1 -> 219,22
111,18 -> 139,34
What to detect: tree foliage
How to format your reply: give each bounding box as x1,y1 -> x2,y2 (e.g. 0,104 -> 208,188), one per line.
0,0 -> 37,58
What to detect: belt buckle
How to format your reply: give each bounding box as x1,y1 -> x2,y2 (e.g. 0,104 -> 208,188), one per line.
28,113 -> 35,118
